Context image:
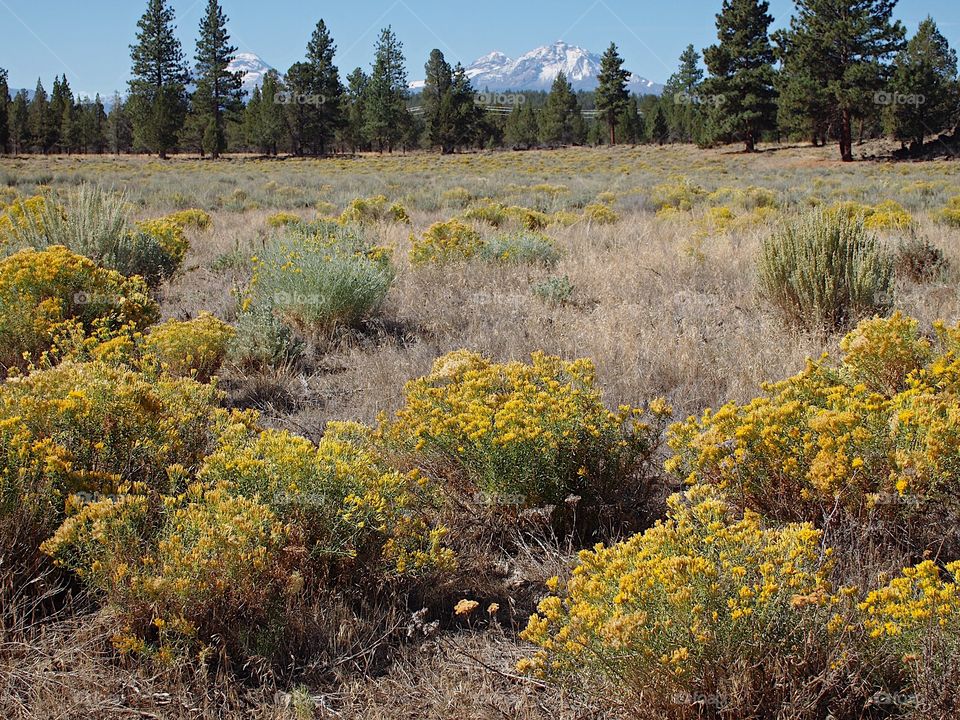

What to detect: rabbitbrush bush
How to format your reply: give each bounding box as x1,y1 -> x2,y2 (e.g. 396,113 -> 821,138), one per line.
0,245 -> 158,373
518,484 -> 843,718
665,313 -> 960,553
758,208 -> 893,331
377,350 -> 670,508
41,414 -> 453,662
410,219 -> 483,265
139,313 -> 235,382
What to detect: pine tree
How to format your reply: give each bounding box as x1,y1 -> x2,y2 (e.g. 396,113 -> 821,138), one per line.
663,45 -> 704,142
702,0 -> 778,152
505,102 -> 538,149
243,85 -> 263,151
10,90 -> 29,155
28,80 -> 52,153
616,97 -> 643,145
888,17 -> 958,151
305,19 -> 344,155
342,67 -> 369,153
284,62 -> 313,155
258,71 -> 286,155
782,0 -> 905,161
193,0 -> 244,158
0,69 -> 9,154
448,63 -> 483,151
647,104 -> 669,144
422,49 -> 453,152
129,0 -> 190,158
540,73 -> 581,146
107,94 -> 134,154
595,42 -> 631,144
773,28 -> 831,145
364,27 -> 409,153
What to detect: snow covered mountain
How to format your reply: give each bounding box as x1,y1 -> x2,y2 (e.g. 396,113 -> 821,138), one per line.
411,42 -> 663,95
227,52 -> 274,96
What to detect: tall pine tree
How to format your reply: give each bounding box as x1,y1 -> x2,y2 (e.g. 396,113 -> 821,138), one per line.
888,17 -> 958,151
193,0 -> 244,158
782,0 -> 905,161
10,91 -> 29,155
0,69 -> 9,154
342,67 -> 369,153
107,93 -> 134,154
422,49 -> 454,153
702,0 -> 778,152
129,0 -> 190,158
540,73 -> 582,146
595,43 -> 631,145
663,45 -> 704,142
28,80 -> 52,153
364,27 -> 409,153
305,20 -> 344,155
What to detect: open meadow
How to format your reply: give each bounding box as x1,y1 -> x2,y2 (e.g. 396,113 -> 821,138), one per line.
3,143 -> 960,718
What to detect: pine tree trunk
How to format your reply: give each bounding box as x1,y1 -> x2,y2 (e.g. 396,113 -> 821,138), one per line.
839,108 -> 853,162
609,120 -> 616,146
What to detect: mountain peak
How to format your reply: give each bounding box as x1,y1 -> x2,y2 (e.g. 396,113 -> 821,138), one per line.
227,52 -> 274,95
436,43 -> 663,94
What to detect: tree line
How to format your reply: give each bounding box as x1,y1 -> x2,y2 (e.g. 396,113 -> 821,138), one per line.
0,0 -> 957,161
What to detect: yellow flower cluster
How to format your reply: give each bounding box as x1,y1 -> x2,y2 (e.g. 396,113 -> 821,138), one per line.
859,560 -> 960,641
163,208 -> 212,231
518,484 -> 832,704
378,350 -> 670,504
139,313 -> 235,382
0,245 -> 157,372
582,203 -> 619,225
666,313 -> 960,535
135,212 -> 198,264
266,211 -> 302,228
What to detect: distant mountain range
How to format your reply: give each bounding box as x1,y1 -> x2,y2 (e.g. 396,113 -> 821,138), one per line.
411,42 -> 663,95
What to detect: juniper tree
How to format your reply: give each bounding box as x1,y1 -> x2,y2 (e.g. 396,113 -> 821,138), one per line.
702,0 -> 778,152
595,42 -> 631,145
888,17 -> 958,150
781,0 -> 905,161
128,0 -> 190,158
364,27 -> 409,153
193,0 -> 244,158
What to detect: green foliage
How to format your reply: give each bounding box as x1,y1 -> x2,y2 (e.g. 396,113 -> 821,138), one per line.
594,43 -> 631,145
758,208 -> 893,330
479,231 -> 560,266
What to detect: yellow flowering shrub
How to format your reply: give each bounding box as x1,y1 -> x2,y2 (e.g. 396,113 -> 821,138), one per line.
0,245 -> 158,372
650,178 -> 706,211
505,206 -> 550,230
860,560 -> 960,642
582,203 -> 619,224
42,415 -> 454,660
666,314 -> 960,549
935,196 -> 960,228
410,220 -> 483,265
42,482 -> 291,659
377,350 -> 670,506
338,195 -> 410,225
198,421 -> 454,577
0,416 -> 72,527
266,211 -> 302,228
139,313 -> 235,382
828,200 -> 914,232
135,218 -> 189,265
164,208 -> 212,231
519,485 -> 834,714
0,360 -> 225,496
462,201 -> 510,227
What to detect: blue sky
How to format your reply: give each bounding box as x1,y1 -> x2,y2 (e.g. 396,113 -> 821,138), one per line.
1,0 -> 959,98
